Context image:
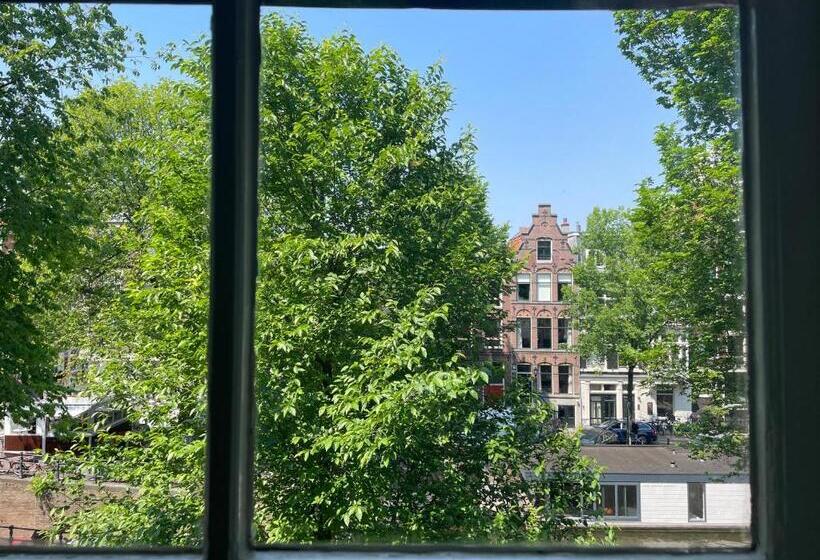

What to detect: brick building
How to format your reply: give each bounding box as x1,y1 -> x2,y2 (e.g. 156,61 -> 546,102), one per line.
490,203 -> 695,428
494,203 -> 581,426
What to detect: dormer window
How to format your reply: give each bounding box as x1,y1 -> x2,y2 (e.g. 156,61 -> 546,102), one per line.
536,238 -> 552,262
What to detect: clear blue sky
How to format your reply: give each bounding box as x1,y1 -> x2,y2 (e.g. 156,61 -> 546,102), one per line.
111,5 -> 674,232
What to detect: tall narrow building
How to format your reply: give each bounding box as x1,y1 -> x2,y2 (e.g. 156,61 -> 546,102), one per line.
499,203 -> 580,427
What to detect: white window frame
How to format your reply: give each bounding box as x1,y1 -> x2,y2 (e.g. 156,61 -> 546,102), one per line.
536,238 -> 552,262
557,271 -> 573,302
536,272 -> 552,301
516,272 -> 531,302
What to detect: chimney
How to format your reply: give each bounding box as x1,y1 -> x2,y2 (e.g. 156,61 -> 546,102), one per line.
559,218 -> 570,234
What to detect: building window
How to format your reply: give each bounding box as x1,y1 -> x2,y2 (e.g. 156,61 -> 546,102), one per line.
536,272 -> 552,301
486,362 -> 505,385
590,393 -> 616,425
688,482 -> 706,522
558,364 -> 571,394
515,363 -> 533,391
606,352 -> 618,369
656,387 -> 674,419
557,405 -> 575,428
539,364 -> 552,393
516,317 -> 531,349
557,317 -> 570,345
536,238 -> 552,261
516,273 -> 530,302
602,484 -> 639,519
536,318 -> 552,349
557,271 -> 572,301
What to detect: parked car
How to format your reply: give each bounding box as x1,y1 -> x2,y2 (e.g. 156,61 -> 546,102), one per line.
580,419 -> 657,445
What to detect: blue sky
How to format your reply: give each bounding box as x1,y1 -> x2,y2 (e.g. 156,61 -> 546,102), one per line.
111,5 -> 674,232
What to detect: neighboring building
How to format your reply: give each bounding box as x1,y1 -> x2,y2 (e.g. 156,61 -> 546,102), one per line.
494,203 -> 695,428
578,357 -> 692,427
581,445 -> 750,547
494,203 -> 581,426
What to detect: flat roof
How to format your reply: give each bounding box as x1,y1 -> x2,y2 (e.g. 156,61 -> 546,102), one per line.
581,445 -> 747,481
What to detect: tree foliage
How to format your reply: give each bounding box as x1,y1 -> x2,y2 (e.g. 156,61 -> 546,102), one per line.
615,8 -> 746,464
40,15 -> 603,546
614,8 -> 739,142
0,4 -> 134,421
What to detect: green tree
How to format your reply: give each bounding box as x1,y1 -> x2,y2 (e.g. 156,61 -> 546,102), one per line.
568,208 -> 672,443
40,15 -> 604,546
614,8 -> 739,143
615,8 -> 746,463
0,4 -> 134,421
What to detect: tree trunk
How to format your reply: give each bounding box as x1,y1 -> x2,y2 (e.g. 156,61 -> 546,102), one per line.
626,365 -> 634,446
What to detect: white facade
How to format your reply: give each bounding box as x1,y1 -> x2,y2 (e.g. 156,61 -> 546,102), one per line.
607,481 -> 750,525
578,372 -> 692,427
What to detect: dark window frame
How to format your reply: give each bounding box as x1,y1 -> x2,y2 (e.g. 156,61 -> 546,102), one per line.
2,1 -> 815,560
537,317 -> 552,349
539,363 -> 552,393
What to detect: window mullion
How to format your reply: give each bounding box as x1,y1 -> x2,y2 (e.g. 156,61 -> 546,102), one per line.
206,1 -> 260,560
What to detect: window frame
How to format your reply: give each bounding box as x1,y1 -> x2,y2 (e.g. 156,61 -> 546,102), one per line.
556,270 -> 572,302
536,317 -> 552,349
536,271 -> 552,301
601,483 -> 641,521
536,238 -> 552,262
688,482 -> 707,523
516,316 -> 532,349
2,1 -> 816,560
516,272 -> 531,302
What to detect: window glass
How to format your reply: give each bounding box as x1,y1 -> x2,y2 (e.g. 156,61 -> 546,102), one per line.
688,482 -> 706,521
606,352 -> 619,369
557,271 -> 572,301
517,273 -> 531,302
656,387 -> 674,419
557,405 -> 575,428
0,2 -> 754,551
590,394 -> 616,424
516,364 -> 534,391
602,485 -> 617,516
537,317 -> 552,349
558,317 -> 570,345
539,364 -> 552,393
517,317 -> 532,348
558,365 -> 571,394
537,238 -> 552,261
618,485 -> 639,518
